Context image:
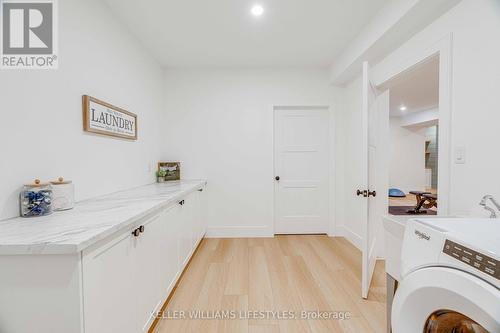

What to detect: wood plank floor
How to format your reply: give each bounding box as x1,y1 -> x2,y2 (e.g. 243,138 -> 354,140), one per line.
153,236 -> 386,333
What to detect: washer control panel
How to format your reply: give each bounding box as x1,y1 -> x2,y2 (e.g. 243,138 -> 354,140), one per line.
443,239 -> 499,280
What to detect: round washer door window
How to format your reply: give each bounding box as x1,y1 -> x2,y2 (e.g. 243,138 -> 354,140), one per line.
424,310 -> 489,333
391,267 -> 500,333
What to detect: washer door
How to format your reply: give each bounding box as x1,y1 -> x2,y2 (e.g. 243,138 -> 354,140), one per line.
392,267 -> 500,333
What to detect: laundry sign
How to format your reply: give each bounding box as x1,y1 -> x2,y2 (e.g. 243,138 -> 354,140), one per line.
82,95 -> 137,140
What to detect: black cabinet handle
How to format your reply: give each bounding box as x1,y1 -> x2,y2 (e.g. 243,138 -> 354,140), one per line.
179,200 -> 185,205
139,225 -> 145,233
275,176 -> 280,181
132,228 -> 140,237
198,188 -> 203,192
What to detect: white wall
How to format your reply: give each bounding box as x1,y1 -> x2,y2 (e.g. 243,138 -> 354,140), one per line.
389,117 -> 427,193
335,0 -> 500,249
372,0 -> 500,217
161,69 -> 335,237
0,0 -> 164,220
333,78 -> 364,248
400,108 -> 438,127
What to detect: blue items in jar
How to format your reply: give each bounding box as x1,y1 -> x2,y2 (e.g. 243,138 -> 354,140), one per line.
20,179 -> 53,217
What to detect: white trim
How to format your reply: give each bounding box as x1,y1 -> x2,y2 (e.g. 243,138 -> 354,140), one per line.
373,33 -> 453,215
272,105 -> 334,235
205,225 -> 272,238
336,225 -> 363,250
328,105 -> 337,237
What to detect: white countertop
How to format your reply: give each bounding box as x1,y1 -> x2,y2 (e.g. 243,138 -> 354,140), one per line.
0,180 -> 206,255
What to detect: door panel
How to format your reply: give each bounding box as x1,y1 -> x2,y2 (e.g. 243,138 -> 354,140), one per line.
361,62 -> 373,299
274,108 -> 330,234
361,62 -> 389,299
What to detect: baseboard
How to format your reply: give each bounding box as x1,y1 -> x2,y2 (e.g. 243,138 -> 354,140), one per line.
336,225 -> 362,250
206,225 -> 272,238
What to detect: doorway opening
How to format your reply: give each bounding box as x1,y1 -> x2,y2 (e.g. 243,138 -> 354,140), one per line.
360,36 -> 452,298
385,56 -> 440,216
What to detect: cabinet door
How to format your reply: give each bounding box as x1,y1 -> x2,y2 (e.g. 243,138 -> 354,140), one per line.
83,231 -> 136,333
187,192 -> 199,250
195,187 -> 207,242
178,193 -> 196,269
134,214 -> 165,331
158,205 -> 181,301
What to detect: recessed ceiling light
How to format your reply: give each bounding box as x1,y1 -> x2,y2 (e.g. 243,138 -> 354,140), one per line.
251,5 -> 264,17
400,105 -> 407,111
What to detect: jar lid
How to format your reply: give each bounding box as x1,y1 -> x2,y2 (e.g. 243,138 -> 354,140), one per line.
24,179 -> 50,187
50,177 -> 72,185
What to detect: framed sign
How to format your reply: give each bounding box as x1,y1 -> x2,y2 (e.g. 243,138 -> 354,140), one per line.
158,162 -> 181,181
82,95 -> 137,140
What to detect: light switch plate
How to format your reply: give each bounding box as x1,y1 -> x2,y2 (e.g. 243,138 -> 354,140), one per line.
454,146 -> 466,164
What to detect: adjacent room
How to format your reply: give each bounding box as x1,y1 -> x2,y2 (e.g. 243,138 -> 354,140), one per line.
0,1 -> 499,333
387,57 -> 440,216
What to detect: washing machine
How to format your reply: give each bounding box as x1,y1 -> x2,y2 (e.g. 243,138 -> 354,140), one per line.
392,218 -> 500,333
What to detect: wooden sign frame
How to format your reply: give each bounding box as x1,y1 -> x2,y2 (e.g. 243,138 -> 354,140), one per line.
82,95 -> 138,140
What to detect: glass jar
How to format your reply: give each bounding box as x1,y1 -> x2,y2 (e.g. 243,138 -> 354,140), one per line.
20,179 -> 53,217
50,177 -> 74,211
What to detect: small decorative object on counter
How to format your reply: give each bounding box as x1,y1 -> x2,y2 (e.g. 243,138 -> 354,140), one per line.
158,162 -> 181,181
50,177 -> 75,211
156,169 -> 167,183
20,179 -> 53,217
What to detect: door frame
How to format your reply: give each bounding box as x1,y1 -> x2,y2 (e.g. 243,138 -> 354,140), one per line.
372,33 -> 453,215
272,105 -> 335,235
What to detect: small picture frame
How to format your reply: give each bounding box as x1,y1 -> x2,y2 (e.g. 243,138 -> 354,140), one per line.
158,162 -> 181,181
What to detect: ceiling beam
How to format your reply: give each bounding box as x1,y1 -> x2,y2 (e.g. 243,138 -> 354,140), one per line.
329,0 -> 462,86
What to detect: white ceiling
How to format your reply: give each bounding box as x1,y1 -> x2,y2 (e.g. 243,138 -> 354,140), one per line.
389,57 -> 440,117
103,0 -> 391,68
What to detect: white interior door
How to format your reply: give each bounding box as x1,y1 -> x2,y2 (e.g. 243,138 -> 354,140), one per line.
274,107 -> 330,234
361,62 -> 389,299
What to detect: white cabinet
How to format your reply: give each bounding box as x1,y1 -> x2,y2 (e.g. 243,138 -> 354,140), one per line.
0,183 -> 206,333
178,189 -> 206,267
134,214 -> 166,331
83,213 -> 167,333
82,228 -> 137,333
82,185 -> 206,333
158,204 -> 182,301
177,192 -> 195,268
195,188 -> 207,243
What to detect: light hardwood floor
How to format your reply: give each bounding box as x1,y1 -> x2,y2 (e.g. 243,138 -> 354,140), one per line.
153,236 -> 386,333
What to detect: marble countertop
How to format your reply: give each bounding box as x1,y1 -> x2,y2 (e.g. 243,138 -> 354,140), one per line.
0,180 -> 206,255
